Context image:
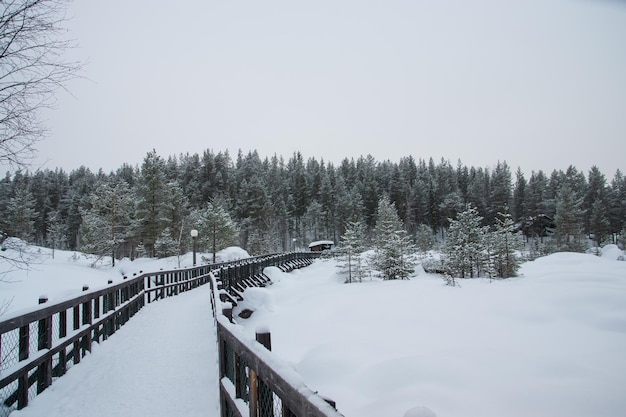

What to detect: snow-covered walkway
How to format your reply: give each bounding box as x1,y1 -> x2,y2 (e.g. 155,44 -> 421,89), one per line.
12,286 -> 220,417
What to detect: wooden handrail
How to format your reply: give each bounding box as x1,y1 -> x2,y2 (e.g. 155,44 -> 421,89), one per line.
0,251 -> 323,417
217,319 -> 343,417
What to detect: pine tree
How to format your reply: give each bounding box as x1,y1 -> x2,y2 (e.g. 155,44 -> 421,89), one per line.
6,187 -> 38,241
371,198 -> 416,280
337,220 -> 367,283
554,185 -> 585,252
488,211 -> 524,278
584,166 -> 610,248
415,223 -> 436,259
46,210 -> 66,258
488,161 -> 512,224
154,228 -> 178,258
512,167 -> 527,222
79,180 -> 133,266
589,199 -> 610,251
607,170 -> 625,242
188,200 -> 238,262
135,150 -> 169,257
161,180 -> 189,254
304,200 -> 324,242
443,204 -> 487,278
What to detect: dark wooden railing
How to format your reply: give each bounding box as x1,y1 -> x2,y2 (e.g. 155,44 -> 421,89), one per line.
212,259 -> 344,417
0,251 -> 322,417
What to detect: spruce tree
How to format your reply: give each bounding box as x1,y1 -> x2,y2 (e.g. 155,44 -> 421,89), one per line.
6,187 -> 38,241
79,180 -> 133,266
337,220 -> 367,283
443,204 -> 487,278
46,210 -> 65,258
554,185 -> 585,252
415,223 -> 436,259
188,200 -> 238,262
154,228 -> 178,258
488,211 -> 524,278
135,150 -> 169,257
589,200 -> 610,250
371,198 -> 416,280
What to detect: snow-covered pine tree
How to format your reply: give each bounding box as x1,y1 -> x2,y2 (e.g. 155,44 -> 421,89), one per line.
415,223 -> 436,259
6,187 -> 38,241
79,180 -> 133,266
187,200 -> 238,261
554,185 -> 585,252
161,181 -> 189,254
395,228 -> 418,280
46,210 -> 66,259
443,204 -> 488,278
135,150 -> 169,257
589,199 -> 610,251
371,197 -> 416,280
488,211 -> 524,278
337,220 -> 367,283
154,228 -> 178,258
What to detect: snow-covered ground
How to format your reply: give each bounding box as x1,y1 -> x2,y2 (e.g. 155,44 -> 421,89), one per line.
10,286 -> 219,417
233,246 -> 626,417
0,241 -> 250,315
1,243 -> 625,417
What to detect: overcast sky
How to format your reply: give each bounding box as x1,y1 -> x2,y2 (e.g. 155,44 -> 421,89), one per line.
30,0 -> 626,177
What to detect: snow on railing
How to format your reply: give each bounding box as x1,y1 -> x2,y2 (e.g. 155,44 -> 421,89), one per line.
213,254 -> 343,417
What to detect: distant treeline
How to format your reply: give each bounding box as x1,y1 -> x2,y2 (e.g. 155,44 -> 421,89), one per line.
1,149 -> 624,258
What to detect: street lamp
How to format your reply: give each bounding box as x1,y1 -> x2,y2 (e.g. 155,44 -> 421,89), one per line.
292,237 -> 296,252
190,229 -> 198,266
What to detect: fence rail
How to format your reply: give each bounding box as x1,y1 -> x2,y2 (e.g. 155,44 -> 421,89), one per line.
0,251 -> 328,417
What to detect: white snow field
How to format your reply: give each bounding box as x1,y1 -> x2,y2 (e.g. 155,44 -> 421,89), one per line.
1,244 -> 625,417
233,247 -> 626,417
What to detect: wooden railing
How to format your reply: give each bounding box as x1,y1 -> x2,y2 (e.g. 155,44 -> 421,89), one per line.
0,251 -> 329,417
211,257 -> 344,417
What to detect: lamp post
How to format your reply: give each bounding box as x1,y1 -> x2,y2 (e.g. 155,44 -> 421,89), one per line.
212,222 -> 216,264
190,229 -> 198,266
292,237 -> 296,252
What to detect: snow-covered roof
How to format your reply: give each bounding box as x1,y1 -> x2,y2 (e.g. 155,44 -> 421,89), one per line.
308,240 -> 334,248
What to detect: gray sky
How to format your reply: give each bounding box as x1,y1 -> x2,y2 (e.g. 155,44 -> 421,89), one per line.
32,0 -> 626,177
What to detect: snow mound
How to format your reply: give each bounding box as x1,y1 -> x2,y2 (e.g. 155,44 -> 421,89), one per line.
234,287 -> 275,317
600,244 -> 625,261
264,266 -> 285,283
404,406 -> 437,417
216,246 -> 250,263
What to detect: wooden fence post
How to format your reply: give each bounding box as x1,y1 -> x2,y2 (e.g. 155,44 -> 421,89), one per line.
72,304 -> 80,364
255,329 -> 274,417
81,286 -> 92,355
58,309 -> 67,376
36,297 -> 52,394
17,324 -> 29,409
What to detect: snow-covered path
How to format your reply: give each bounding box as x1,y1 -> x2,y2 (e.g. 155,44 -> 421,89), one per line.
11,286 -> 220,417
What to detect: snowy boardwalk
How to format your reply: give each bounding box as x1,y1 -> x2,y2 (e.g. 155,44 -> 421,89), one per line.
11,287 -> 219,417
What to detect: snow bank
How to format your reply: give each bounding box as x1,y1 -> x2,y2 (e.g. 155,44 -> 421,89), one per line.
234,253 -> 626,417
232,287 -> 276,319
0,243 -> 252,314
600,244 -> 625,261
215,246 -> 250,263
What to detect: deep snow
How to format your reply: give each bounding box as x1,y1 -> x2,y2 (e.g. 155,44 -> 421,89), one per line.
1,243 -> 625,417
0,242 -> 250,315
233,247 -> 626,417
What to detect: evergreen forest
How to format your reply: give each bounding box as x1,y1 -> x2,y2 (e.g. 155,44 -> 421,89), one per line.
1,149 -> 624,262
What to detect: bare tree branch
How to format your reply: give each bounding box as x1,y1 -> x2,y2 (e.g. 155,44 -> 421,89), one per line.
0,0 -> 82,169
